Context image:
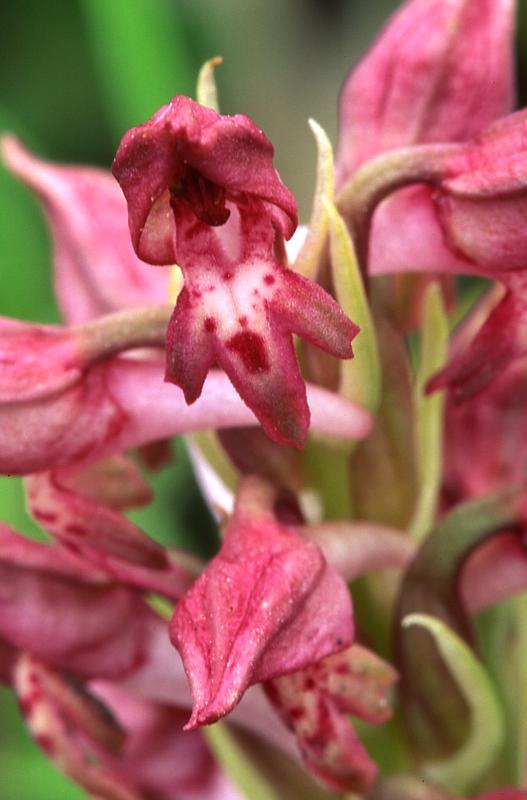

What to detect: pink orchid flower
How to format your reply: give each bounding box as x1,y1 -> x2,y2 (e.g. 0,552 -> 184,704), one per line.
336,0 -> 516,275
0,537 -> 240,800
335,0 -> 527,400
170,477 -> 354,728
0,313 -> 371,475
113,96 -> 358,446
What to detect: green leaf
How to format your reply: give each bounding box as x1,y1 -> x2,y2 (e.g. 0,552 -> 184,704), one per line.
204,722 -> 280,800
293,120 -> 334,281
475,593 -> 527,785
409,282 -> 448,541
80,0 -> 195,140
324,198 -> 381,413
0,104 -> 57,323
403,613 -> 504,794
396,489 -> 522,760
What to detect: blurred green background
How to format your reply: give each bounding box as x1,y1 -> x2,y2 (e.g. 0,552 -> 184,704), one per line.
0,1 -> 526,797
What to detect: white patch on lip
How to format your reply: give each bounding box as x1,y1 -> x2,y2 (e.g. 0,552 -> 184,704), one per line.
196,258 -> 280,340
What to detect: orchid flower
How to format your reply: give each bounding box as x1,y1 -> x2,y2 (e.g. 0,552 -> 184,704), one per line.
4,1 -> 527,798
112,96 -> 359,446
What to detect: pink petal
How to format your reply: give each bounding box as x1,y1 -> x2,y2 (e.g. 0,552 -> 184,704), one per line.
0,316 -> 85,403
112,95 -> 297,264
443,354 -> 527,502
1,136 -> 168,324
336,0 -> 516,185
0,354 -> 371,475
170,483 -> 353,728
461,532 -> 527,615
0,359 -> 126,475
430,111 -> 527,273
25,466 -> 195,600
87,684 -> 243,800
429,274 -> 527,399
14,655 -> 142,800
0,523 -> 160,679
304,520 -> 415,581
265,644 -> 397,794
369,186 -> 474,277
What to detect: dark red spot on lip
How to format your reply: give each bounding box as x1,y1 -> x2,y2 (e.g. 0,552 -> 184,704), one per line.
227,331 -> 269,374
288,706 -> 306,722
32,509 -> 57,523
204,317 -> 216,333
192,289 -> 202,299
64,524 -> 87,537
238,316 -> 248,328
264,274 -> 275,286
35,734 -> 55,756
222,271 -> 233,281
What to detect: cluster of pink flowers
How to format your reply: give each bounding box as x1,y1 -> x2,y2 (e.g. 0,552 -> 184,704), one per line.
2,1 -> 527,798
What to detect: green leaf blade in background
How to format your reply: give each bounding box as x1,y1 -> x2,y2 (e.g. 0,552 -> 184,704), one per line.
80,0 -> 196,140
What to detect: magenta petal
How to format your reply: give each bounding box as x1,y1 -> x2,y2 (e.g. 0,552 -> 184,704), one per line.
162,238 -> 357,445
163,256 -> 346,446
113,97 -> 358,445
0,523 -> 158,679
336,0 -> 515,184
92,684 -> 242,800
26,469 -> 167,569
264,644 -> 396,794
428,275 -> 527,400
216,318 -> 311,448
112,95 -> 297,264
165,287 -> 216,404
170,495 -> 353,729
25,466 -> 194,601
15,656 -> 142,800
369,186 -> 474,277
0,317 -> 84,403
274,268 -> 358,358
461,533 -> 527,615
1,136 -> 167,324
